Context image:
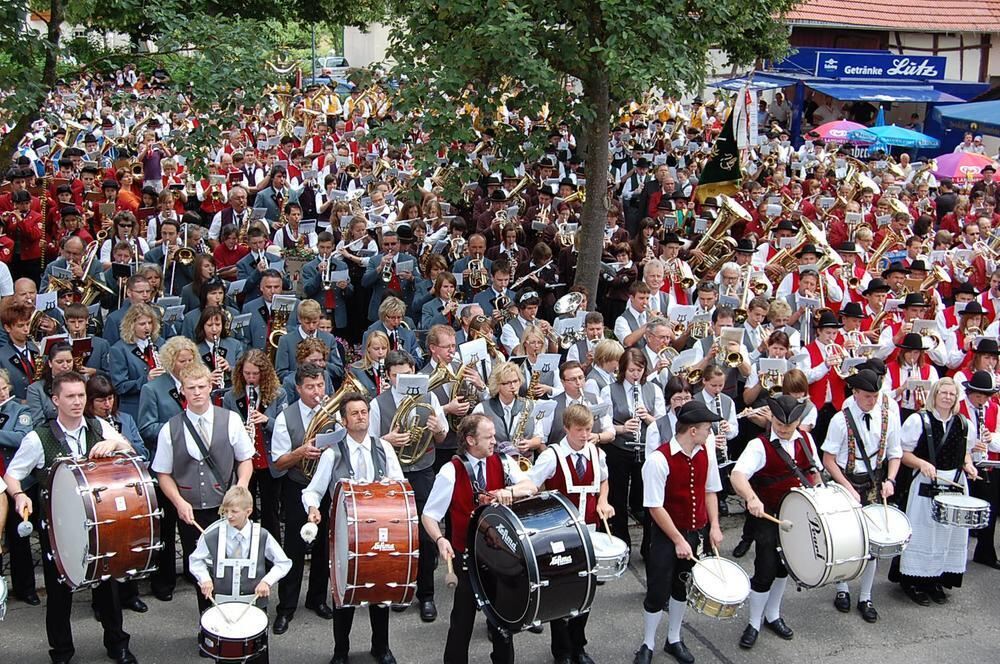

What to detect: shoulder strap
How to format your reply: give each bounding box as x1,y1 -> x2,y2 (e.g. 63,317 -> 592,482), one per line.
768,437 -> 815,488
844,409 -> 878,486
180,413 -> 225,489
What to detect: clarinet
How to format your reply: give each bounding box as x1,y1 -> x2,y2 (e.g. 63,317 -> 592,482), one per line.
714,394 -> 730,465
631,384 -> 644,462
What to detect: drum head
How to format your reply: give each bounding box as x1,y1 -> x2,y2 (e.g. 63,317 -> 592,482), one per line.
469,505 -> 533,630
862,504 -> 910,543
936,494 -> 987,509
590,531 -> 628,557
201,603 -> 267,638
691,558 -> 750,603
331,484 -> 350,606
48,464 -> 89,588
777,489 -> 830,588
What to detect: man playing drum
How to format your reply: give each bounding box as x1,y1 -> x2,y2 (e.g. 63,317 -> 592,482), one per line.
527,404 -> 613,664
633,401 -> 724,664
301,392 -> 406,664
730,395 -> 822,650
421,413 -> 536,664
822,369 -> 903,622
4,371 -> 140,664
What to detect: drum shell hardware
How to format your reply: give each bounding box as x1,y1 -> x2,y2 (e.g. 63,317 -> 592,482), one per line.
199,601 -> 269,661
931,494 -> 991,529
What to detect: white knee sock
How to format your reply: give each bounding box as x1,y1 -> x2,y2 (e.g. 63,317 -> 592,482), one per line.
666,598 -> 687,643
764,577 -> 788,622
748,590 -> 768,629
859,560 -> 878,602
643,610 -> 663,650
835,580 -> 849,593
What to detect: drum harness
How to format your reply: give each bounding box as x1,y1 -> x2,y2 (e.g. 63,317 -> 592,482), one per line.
554,446 -> 600,517
843,397 -> 889,503
916,412 -> 963,498
754,431 -> 820,513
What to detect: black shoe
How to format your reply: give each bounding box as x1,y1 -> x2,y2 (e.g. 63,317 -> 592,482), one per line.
738,625 -> 759,649
834,591 -> 851,613
857,600 -> 878,623
903,585 -> 930,606
664,640 -> 694,663
152,590 -> 173,602
764,618 -> 794,640
273,614 -> 291,634
574,651 -> 596,664
528,624 -> 544,634
420,599 -> 438,622
109,649 -> 138,664
305,601 -> 334,619
927,585 -> 949,605
328,656 -> 348,664
371,649 -> 398,664
732,539 -> 752,558
19,591 -> 41,606
718,501 -> 729,517
123,597 -> 148,613
633,645 -> 653,664
391,603 -> 409,613
974,559 -> 1000,569
93,606 -> 102,622
555,658 -> 572,664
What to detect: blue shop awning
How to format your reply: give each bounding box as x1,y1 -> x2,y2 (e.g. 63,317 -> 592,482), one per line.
932,100 -> 1000,136
807,83 -> 964,103
709,74 -> 793,92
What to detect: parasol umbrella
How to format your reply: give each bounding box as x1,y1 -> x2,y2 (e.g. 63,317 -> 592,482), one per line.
812,120 -> 871,144
931,152 -> 1000,182
848,125 -> 940,150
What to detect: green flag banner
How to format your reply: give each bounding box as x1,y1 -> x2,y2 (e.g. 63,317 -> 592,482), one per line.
695,102 -> 742,204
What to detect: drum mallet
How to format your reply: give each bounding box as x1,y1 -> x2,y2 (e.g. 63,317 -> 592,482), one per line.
236,596 -> 258,622
17,507 -> 33,538
601,515 -> 612,536
760,513 -> 793,532
935,477 -> 966,491
444,556 -> 458,589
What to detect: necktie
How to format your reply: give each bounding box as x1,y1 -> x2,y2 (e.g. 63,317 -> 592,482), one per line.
475,460 -> 485,490
862,413 -> 872,431
197,416 -> 211,450
232,533 -> 244,558
355,446 -> 369,481
389,331 -> 398,350
575,453 -> 587,478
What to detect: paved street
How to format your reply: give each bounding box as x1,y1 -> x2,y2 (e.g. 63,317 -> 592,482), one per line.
2,517 -> 998,664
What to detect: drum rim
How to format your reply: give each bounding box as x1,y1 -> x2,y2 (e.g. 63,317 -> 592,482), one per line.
690,557 -> 751,603
46,457 -> 98,590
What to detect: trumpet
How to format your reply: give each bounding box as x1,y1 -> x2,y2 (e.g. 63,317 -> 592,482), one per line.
467,257 -> 489,290
381,253 -> 395,285
760,369 -> 783,397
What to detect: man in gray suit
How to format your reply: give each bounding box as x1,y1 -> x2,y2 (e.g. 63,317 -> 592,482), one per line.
236,227 -> 291,302
104,275 -> 154,346
252,166 -> 299,223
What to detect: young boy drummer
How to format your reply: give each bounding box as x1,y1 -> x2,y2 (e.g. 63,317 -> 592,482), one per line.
633,401 -> 724,664
528,404 -> 613,664
730,395 -> 823,650
190,486 -> 291,663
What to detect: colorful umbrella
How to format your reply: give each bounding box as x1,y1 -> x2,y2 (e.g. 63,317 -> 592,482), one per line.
874,107 -> 885,128
812,120 -> 871,144
931,152 -> 1000,182
848,125 -> 940,150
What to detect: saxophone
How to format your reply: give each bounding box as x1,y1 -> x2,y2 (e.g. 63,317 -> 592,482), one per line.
526,369 -> 541,398
510,398 -> 539,471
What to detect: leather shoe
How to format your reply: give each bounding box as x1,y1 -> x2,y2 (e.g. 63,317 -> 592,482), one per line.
123,597 -> 148,613
738,625 -> 759,649
370,649 -> 397,664
857,600 -> 878,623
764,617 -> 794,640
834,591 -> 851,613
420,599 -> 438,622
528,624 -> 545,634
718,501 -> 729,517
975,559 -> 1000,569
152,590 -> 173,602
109,649 -> 138,664
927,585 -> 949,605
574,652 -> 596,664
664,640 -> 694,663
305,601 -> 334,619
903,585 -> 930,606
555,658 -> 572,664
391,603 -> 409,613
273,614 -> 291,634
732,539 -> 752,558
633,645 -> 653,664
19,591 -> 41,606
328,656 -> 348,664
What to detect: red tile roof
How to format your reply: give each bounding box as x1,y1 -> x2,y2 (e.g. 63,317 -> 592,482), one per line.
787,0 -> 1000,32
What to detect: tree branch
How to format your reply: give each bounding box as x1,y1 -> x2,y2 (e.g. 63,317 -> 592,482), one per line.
67,45 -> 206,77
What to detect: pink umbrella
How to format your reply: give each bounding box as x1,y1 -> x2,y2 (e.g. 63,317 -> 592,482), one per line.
932,152 -> 1000,182
812,120 -> 871,144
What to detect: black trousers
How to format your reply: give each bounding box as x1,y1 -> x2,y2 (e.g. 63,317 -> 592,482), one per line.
2,483 -> 39,597
443,563 -> 513,664
277,481 -> 330,616
179,508 -> 224,614
643,527 -> 700,611
405,465 -> 437,602
150,486 -> 179,595
811,403 -> 838,447
250,470 -> 284,545
748,515 -> 788,593
332,605 -> 390,657
550,612 -> 589,660
40,526 -> 130,661
604,444 -> 646,551
972,469 -> 1000,565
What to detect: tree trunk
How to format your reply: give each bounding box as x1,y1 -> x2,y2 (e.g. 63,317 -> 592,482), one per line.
573,69 -> 611,310
0,0 -> 63,161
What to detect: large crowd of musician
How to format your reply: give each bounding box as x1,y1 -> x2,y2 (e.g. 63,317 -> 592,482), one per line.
0,74 -> 998,664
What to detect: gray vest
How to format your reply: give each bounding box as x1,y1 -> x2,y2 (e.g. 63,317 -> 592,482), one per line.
618,308 -> 640,335
481,397 -> 537,443
654,412 -> 674,444
699,390 -> 733,431
610,382 -> 658,452
376,391 -> 434,472
284,404 -> 310,486
507,317 -> 526,344
202,520 -> 269,606
326,436 -> 388,497
587,367 -> 610,393
546,392 -> 600,446
169,408 -> 235,510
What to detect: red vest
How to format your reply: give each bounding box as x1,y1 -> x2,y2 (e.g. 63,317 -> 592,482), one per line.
448,455 -> 506,553
806,341 -> 845,410
887,362 -> 932,392
977,293 -> 998,324
658,443 -> 709,531
546,451 -> 597,525
959,399 -> 1000,461
751,433 -> 813,512
941,306 -> 959,330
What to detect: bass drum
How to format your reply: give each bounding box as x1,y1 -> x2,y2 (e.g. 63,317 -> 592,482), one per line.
467,491 -> 595,635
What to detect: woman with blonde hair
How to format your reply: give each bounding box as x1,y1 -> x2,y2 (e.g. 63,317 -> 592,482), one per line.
348,330 -> 389,397
473,360 -> 545,456
110,302 -> 164,418
515,325 -> 557,399
585,338 -> 624,396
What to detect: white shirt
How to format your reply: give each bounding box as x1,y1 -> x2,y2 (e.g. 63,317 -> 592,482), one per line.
822,400 -> 903,474
900,411 -> 977,454
301,434 -> 405,510
368,389 -> 448,439
188,519 -> 291,590
500,316 -> 535,354
699,390 -> 738,441
613,302 -> 648,343
527,438 -> 609,488
642,438 -> 723,507
151,407 -> 254,473
5,418 -> 121,480
270,400 -> 320,462
733,430 -> 820,480
0,261 -> 12,297
422,454 -> 527,523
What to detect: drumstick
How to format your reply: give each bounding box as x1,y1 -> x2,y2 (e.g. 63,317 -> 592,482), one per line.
207,595 -> 234,625
881,496 -> 890,532
934,477 -> 966,491
236,596 -> 257,622
690,555 -> 726,583
759,513 -> 793,532
444,556 -> 458,589
601,514 -> 612,536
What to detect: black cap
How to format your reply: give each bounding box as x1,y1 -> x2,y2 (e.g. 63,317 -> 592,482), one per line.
539,185 -> 556,198
766,395 -> 808,425
735,238 -> 756,253
953,282 -> 978,297
676,400 -> 723,425
489,190 -> 507,203
960,301 -> 986,316
862,278 -> 891,296
395,224 -> 415,243
860,358 -> 887,377
963,370 -> 999,394
775,219 -> 797,233
882,262 -> 909,278
902,293 -> 927,308
559,177 -> 576,189
538,157 -> 556,169
897,332 -> 927,351
973,338 -> 1000,355
60,205 -> 81,218
909,259 -> 928,272
101,178 -> 120,190
657,199 -> 676,211
662,232 -> 682,246
845,369 -> 882,393
816,309 -> 841,328
840,302 -> 865,318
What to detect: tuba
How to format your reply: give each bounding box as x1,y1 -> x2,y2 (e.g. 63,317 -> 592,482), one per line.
687,195 -> 750,275
299,395 -> 342,481
467,257 -> 489,290
391,394 -> 436,466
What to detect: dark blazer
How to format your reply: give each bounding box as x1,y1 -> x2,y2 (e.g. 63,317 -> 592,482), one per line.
238,296 -> 299,351
301,255 -> 352,329
360,251 -> 417,321
26,380 -> 57,423
253,186 -> 300,222
274,328 -> 344,382
235,251 -> 291,302
472,287 -> 515,317
0,398 -> 36,486
136,373 -> 186,450
109,338 -> 163,419
0,341 -> 41,401
144,245 -> 193,297
181,305 -> 241,339
103,300 -> 132,346
362,321 -> 424,367
40,256 -> 104,293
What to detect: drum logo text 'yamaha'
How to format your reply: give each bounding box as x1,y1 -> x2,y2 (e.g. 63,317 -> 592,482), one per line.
807,514 -> 826,561
495,523 -> 518,553
550,554 -> 573,567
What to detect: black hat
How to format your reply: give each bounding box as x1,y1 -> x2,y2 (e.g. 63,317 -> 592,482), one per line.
101,117 -> 114,128
395,224 -> 415,243
840,302 -> 865,318
692,97 -> 703,105
60,205 -> 81,218
960,301 -> 986,316
972,337 -> 1000,355
559,178 -> 576,189
489,190 -> 508,203
539,185 -> 556,198
775,219 -> 797,233
636,157 -> 651,168
657,199 -> 676,212
766,395 -> 808,425
83,133 -> 98,144
902,293 -> 927,308
862,278 -> 891,296
816,309 -> 841,328
701,196 -> 719,208
55,183 -> 72,195
662,232 -> 683,246
845,369 -> 882,393
837,241 -> 859,254
953,282 -> 978,297
982,164 -> 996,174
897,332 -> 928,351
101,178 -> 120,190
908,259 -> 928,272
10,190 -> 31,204
735,238 -> 756,253
860,358 -> 887,377
963,370 -> 999,394
7,168 -> 30,181
796,243 -> 820,258
538,157 -> 557,169
671,190 -> 690,201
485,175 -> 502,186
676,400 -> 723,426
881,262 -> 909,278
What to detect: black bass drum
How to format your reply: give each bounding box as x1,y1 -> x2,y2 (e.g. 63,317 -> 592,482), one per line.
467,491 -> 596,634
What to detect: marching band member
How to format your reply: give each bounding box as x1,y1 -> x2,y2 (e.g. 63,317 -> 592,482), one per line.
0,300 -> 41,401
888,333 -> 939,421
944,301 -> 988,373
473,360 -> 545,460
195,306 -> 244,395
274,300 -> 343,382
542,361 -> 613,447
0,368 -> 37,605
363,297 -> 423,363
104,275 -> 154,346
421,413 -> 537,664
951,337 -> 1000,389
26,341 -> 74,423
585,338 -> 624,397
822,370 -> 902,622
500,290 -> 555,356
660,236 -> 694,308
731,395 -> 822,650
957,371 -> 1000,569
302,231 -> 351,331
565,311 -> 606,372
613,281 -> 651,348
802,308 -> 847,442
109,303 -> 165,419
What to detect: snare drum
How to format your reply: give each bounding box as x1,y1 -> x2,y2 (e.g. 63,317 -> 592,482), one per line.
862,504 -> 912,558
199,602 -> 268,662
685,557 -> 750,619
45,454 -> 162,591
932,494 -> 991,529
329,478 -> 418,607
777,484 -> 869,589
468,491 -> 596,634
588,526 -> 629,581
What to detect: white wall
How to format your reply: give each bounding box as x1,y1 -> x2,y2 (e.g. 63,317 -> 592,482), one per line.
343,23 -> 394,69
